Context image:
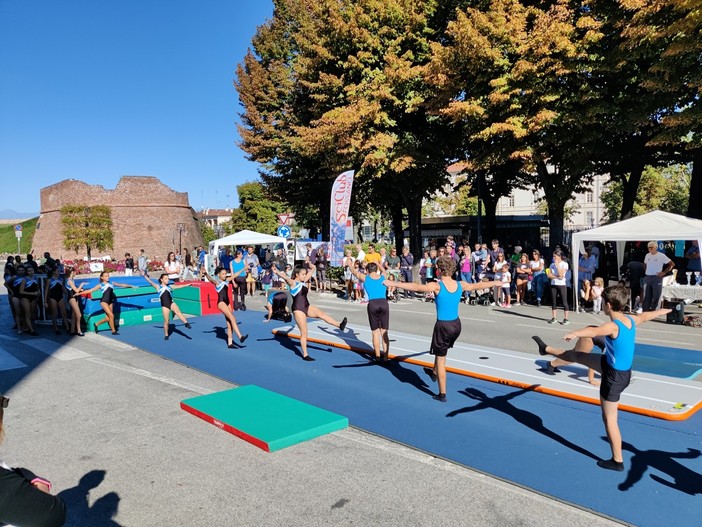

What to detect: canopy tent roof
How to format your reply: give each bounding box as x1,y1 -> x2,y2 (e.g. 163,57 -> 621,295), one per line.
571,211 -> 702,308
208,230 -> 286,254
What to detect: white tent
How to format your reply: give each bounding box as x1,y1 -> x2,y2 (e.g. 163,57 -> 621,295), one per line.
571,211 -> 702,308
208,229 -> 286,255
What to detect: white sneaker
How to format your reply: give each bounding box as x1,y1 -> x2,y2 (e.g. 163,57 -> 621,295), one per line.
635,308 -> 643,314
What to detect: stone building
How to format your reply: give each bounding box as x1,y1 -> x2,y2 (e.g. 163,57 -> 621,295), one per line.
32,176 -> 204,261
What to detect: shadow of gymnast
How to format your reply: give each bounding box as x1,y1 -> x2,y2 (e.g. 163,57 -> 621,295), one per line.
447,386 -> 599,462
617,440 -> 702,494
333,355 -> 435,397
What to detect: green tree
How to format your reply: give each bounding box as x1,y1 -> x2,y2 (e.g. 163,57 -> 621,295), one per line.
227,181 -> 285,235
600,164 -> 691,223
60,205 -> 113,260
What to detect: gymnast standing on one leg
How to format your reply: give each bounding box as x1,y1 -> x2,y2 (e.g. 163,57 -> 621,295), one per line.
140,271 -> 192,340
390,255 -> 501,402
82,272 -> 136,335
349,262 -> 390,362
272,265 -> 347,362
531,285 -> 670,472
201,266 -> 248,348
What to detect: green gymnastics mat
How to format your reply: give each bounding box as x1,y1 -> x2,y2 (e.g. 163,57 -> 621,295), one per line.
180,385 -> 349,452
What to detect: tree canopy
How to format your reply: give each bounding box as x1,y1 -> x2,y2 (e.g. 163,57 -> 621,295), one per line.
235,0 -> 699,254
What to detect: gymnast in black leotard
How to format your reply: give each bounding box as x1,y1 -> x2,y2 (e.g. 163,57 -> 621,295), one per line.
272,265 -> 347,361
201,266 -> 248,348
64,267 -> 86,336
18,266 -> 40,336
6,265 -> 25,334
44,267 -> 71,335
83,272 -> 136,335
141,272 -> 192,340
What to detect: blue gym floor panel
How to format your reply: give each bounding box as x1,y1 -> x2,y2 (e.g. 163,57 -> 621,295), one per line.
106,310 -> 702,527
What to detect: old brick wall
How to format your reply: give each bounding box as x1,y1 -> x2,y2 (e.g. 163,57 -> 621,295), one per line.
32,176 -> 205,263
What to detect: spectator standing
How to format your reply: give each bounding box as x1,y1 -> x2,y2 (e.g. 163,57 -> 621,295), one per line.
364,243 -> 382,266
487,239 -> 504,279
243,246 -> 260,296
124,253 -> 134,276
137,249 -> 148,276
685,240 -> 701,284
577,248 -> 597,298
355,244 -> 366,264
342,249 -> 355,301
399,246 -> 415,299
642,241 -> 675,311
163,252 -> 182,283
459,246 -> 473,303
385,247 -> 401,301
219,248 -> 234,274
626,259 -> 645,312
316,246 -> 329,293
515,252 -> 531,305
548,249 -> 570,325
229,249 -> 248,310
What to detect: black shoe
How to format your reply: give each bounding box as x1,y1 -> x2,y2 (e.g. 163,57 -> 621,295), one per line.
302,355 -> 316,362
240,304 -> 247,311
228,343 -> 236,349
164,335 -> 169,341
423,367 -> 437,382
433,393 -> 447,402
77,332 -> 85,337
185,322 -> 191,329
339,317 -> 347,331
536,300 -> 542,307
597,458 -> 625,472
239,334 -> 248,343
532,336 -> 548,356
93,324 -> 99,334
111,331 -> 119,335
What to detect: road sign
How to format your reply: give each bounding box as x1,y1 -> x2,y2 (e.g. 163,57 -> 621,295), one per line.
15,224 -> 22,231
277,213 -> 295,226
15,224 -> 22,239
277,225 -> 292,239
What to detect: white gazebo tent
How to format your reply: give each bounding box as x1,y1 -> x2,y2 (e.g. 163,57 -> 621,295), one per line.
208,229 -> 286,256
571,211 -> 702,309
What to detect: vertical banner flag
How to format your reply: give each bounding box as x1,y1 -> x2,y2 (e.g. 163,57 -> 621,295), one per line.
330,170 -> 354,267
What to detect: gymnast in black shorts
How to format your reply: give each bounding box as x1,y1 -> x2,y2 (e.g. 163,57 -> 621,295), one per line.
532,285 -> 671,471
272,265 -> 347,361
349,262 -> 390,362
390,255 -> 501,401
43,267 -> 71,335
141,272 -> 192,340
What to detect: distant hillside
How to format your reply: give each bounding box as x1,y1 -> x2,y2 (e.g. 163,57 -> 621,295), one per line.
0,209 -> 38,221
0,218 -> 37,254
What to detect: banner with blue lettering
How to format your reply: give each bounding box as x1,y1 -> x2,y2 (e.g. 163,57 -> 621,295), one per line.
329,170 -> 354,267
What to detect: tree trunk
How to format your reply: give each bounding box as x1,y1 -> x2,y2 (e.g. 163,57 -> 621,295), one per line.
688,150 -> 702,220
548,205 -> 566,249
618,159 -> 646,220
405,198 -> 423,261
482,194 -> 498,242
391,204 -> 404,253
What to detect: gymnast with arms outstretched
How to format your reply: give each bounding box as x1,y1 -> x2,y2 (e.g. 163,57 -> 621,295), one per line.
140,271 -> 192,340
201,266 -> 248,348
272,265 -> 347,361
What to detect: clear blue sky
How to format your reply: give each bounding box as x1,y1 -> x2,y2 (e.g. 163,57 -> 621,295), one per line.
0,0 -> 274,216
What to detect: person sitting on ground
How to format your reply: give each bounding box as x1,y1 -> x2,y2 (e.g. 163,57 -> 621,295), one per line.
0,393 -> 67,527
532,286 -> 670,472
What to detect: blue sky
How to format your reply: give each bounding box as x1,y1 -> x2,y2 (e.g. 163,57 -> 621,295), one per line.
0,0 -> 274,216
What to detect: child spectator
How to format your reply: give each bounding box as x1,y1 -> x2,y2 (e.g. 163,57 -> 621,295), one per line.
592,277 -> 604,314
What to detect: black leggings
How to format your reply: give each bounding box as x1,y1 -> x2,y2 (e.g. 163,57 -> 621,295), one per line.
233,277 -> 247,306
551,285 -> 569,311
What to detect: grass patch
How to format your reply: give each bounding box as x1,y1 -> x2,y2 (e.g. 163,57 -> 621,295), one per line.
0,218 -> 38,254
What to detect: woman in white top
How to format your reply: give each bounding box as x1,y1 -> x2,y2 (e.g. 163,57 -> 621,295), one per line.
529,250 -> 546,306
163,251 -> 182,283
548,249 -> 569,324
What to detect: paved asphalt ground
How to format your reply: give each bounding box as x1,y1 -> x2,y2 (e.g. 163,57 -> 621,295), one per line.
1,284 -> 700,526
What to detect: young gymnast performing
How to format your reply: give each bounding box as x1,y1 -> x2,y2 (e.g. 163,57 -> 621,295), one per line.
272,265 -> 347,361
83,272 -> 136,335
349,262 -> 390,362
532,284 -> 670,471
390,255 -> 501,401
201,266 -> 248,348
140,271 -> 192,340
